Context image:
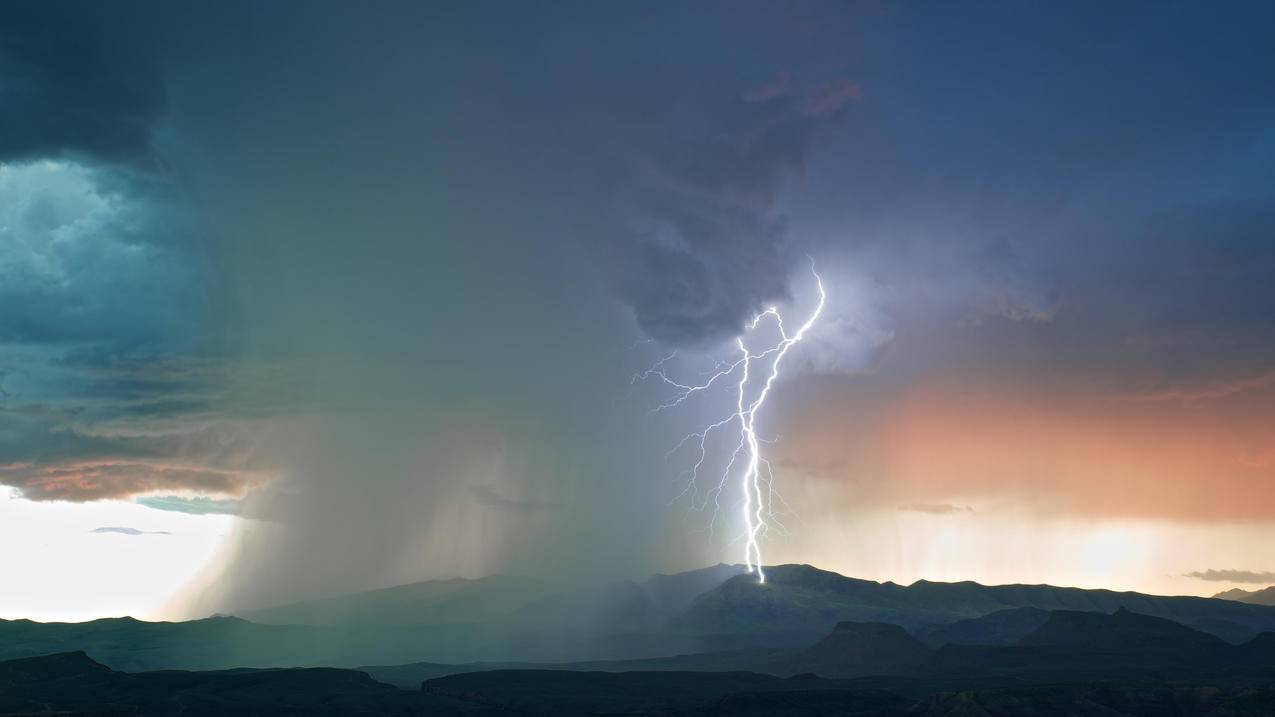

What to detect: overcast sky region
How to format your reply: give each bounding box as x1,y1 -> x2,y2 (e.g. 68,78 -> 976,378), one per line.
2,1 -> 1274,620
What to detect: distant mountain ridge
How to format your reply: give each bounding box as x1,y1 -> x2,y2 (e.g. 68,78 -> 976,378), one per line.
240,563 -> 748,632
370,606 -> 1275,687
8,606 -> 1275,714
240,574 -> 555,627
239,562 -> 1275,644
780,621 -> 931,678
1214,585 -> 1275,606
8,563 -> 1275,673
913,607 -> 1050,648
680,564 -> 1275,642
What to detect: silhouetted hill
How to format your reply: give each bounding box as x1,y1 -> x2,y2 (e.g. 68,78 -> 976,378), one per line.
421,669 -> 898,716
1019,607 -> 1239,672
0,616 -> 339,672
914,607 -> 1050,648
359,645 -> 792,689
1184,616 -> 1260,644
9,614 -> 1275,716
679,564 -> 1275,642
778,621 -> 931,678
1241,632 -> 1275,663
1020,607 -> 1231,652
0,651 -> 482,716
1215,585 -> 1275,606
370,608 -> 1275,688
911,680 -> 1275,717
417,662 -> 1275,716
927,608 -> 1257,678
241,574 -> 554,627
643,563 -> 750,616
0,612 -> 718,671
240,564 -> 748,635
0,614 -> 674,671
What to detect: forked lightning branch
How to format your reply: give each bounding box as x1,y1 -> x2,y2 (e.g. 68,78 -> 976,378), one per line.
636,266 -> 826,583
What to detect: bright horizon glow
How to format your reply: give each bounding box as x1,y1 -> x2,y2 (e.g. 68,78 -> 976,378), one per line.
4,488 -> 1267,624
0,493 -> 236,622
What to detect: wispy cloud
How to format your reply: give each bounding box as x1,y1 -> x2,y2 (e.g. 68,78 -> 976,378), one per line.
898,503 -> 975,515
90,526 -> 171,536
1184,569 -> 1275,584
1118,371 -> 1275,405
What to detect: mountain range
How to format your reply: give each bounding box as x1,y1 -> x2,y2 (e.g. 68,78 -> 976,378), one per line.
7,563 -> 1275,674
1214,585 -> 1275,606
8,564 -> 1275,715
8,604 -> 1275,715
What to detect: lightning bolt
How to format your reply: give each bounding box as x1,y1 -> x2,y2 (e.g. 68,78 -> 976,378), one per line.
636,264 -> 825,583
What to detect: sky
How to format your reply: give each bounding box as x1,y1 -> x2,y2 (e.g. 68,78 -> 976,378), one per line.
2,1 -> 1274,621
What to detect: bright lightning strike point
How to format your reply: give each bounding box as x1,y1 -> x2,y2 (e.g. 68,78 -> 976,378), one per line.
637,263 -> 826,584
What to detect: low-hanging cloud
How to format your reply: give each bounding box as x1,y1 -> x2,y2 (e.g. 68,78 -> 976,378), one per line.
1185,569 -> 1275,584
3,459 -> 268,503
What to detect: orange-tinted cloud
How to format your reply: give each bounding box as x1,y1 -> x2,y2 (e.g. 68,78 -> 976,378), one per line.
0,459 -> 269,502
1116,370 -> 1275,405
774,376 -> 1275,522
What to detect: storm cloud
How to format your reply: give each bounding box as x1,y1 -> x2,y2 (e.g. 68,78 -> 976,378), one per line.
612,78 -> 860,347
6,460 -> 266,503
0,2 -> 166,164
5,0 -> 1275,613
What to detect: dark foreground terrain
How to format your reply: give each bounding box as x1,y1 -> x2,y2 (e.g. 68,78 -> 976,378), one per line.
7,606 -> 1275,716
8,566 -> 1275,715
5,650 -> 1275,716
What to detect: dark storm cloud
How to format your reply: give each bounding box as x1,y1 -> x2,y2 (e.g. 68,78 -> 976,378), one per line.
0,161 -> 207,350
1185,570 -> 1275,584
0,2 -> 166,164
615,80 -> 860,346
786,0 -> 1275,390
0,2 -> 271,505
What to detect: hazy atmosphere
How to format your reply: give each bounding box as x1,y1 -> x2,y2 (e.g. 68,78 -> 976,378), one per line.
4,0 -> 1275,624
